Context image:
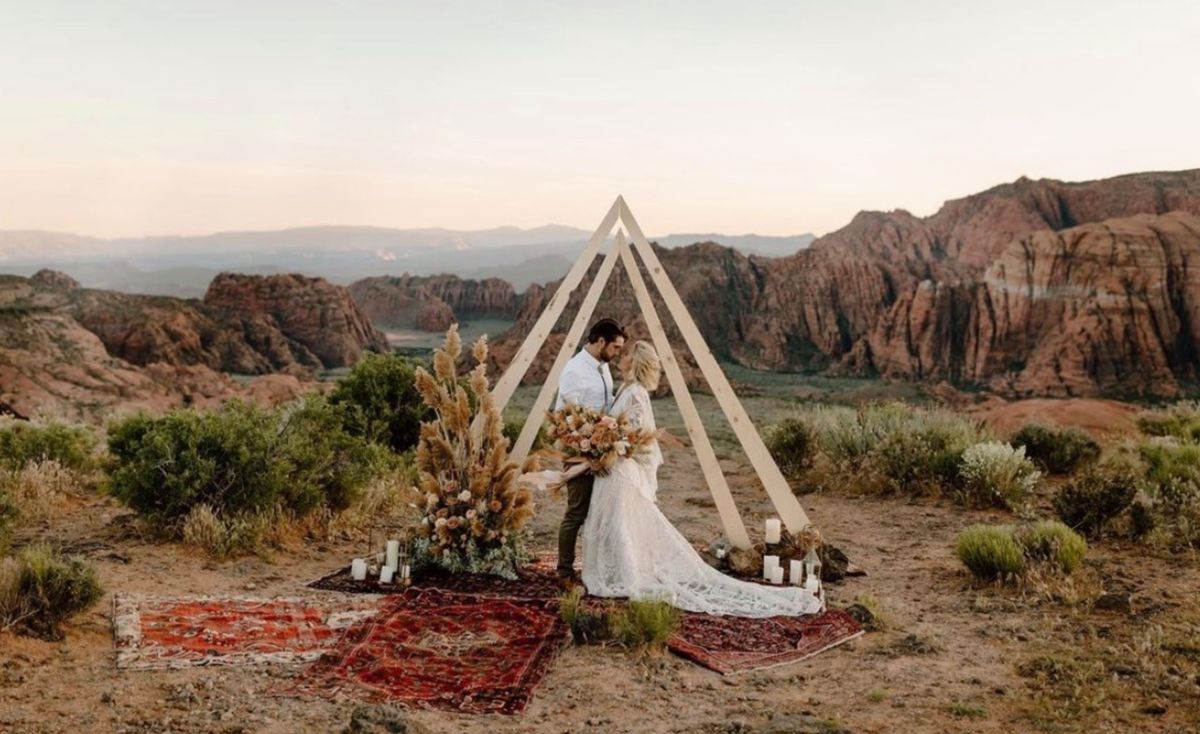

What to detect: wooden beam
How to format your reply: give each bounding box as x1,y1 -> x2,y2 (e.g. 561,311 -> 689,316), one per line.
486,198 -> 620,419
510,233 -> 623,464
614,232 -> 753,549
617,198 -> 812,533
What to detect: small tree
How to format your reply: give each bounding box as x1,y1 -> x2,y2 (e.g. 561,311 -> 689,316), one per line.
329,353 -> 430,453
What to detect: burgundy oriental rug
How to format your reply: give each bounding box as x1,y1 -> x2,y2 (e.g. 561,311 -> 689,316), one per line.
288,589 -> 568,714
668,608 -> 863,675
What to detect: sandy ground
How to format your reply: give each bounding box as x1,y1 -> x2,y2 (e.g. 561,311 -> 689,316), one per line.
2,437 -> 1198,734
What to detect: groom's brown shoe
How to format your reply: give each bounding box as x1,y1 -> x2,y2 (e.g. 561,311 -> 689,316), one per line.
556,570 -> 582,589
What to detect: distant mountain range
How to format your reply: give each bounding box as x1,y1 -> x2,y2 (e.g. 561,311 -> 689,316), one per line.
0,225 -> 814,297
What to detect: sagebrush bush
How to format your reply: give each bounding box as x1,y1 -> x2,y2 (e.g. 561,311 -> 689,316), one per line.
0,544 -> 103,639
765,418 -> 818,479
610,598 -> 681,650
328,353 -> 430,453
1016,521 -> 1088,574
957,442 -> 1040,509
956,525 -> 1026,580
1135,401 -> 1200,442
1052,459 -> 1139,537
0,420 -> 96,472
1011,424 -> 1100,475
873,410 -> 981,495
107,396 -> 392,535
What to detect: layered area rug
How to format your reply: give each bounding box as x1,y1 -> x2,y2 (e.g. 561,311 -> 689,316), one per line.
288,589 -> 568,714
668,608 -> 864,675
112,594 -> 382,670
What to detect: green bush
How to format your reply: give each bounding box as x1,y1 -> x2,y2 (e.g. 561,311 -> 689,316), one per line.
1011,424 -> 1100,475
1135,401 -> 1200,442
958,441 -> 1040,509
765,418 -> 818,479
873,410 -> 981,494
1015,521 -> 1088,573
610,598 -> 681,650
0,544 -> 103,640
1052,460 -> 1139,537
106,396 -> 391,533
955,525 -> 1026,580
328,353 -> 430,453
0,421 -> 96,473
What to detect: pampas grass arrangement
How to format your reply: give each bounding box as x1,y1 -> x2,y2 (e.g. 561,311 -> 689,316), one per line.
410,325 -> 534,578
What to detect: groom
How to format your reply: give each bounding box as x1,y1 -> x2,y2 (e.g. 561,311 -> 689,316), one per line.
555,317 -> 627,582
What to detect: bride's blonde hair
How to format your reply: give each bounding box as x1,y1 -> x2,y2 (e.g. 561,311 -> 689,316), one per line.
624,340 -> 662,391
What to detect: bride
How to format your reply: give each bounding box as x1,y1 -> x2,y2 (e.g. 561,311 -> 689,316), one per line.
580,340 -> 823,618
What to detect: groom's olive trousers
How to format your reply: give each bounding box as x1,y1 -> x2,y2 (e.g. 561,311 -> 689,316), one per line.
557,472 -> 595,575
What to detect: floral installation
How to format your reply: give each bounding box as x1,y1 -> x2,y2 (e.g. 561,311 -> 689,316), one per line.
409,325 -> 535,579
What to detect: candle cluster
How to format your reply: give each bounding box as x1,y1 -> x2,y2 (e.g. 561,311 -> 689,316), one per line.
761,518 -> 823,599
350,535 -> 412,586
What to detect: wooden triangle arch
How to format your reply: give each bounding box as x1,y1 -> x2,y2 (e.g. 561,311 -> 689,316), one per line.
491,196 -> 812,550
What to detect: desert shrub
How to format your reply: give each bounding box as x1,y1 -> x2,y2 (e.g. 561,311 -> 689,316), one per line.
610,597 -> 681,650
107,396 -> 391,535
501,419 -> 548,452
873,410 -> 981,495
0,544 -> 103,639
1052,459 -> 1140,537
1011,424 -> 1100,475
1015,521 -> 1088,574
955,525 -> 1026,580
0,420 -> 96,472
180,504 -> 286,558
958,441 -> 1040,509
1138,438 -> 1200,493
805,403 -> 912,465
1135,401 -> 1200,442
0,460 -> 83,523
765,418 -> 818,479
329,353 -> 431,453
559,587 -> 612,644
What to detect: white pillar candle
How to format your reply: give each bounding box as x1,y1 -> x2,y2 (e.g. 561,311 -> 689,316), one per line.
386,540 -> 400,570
804,574 -> 819,593
764,518 -> 782,544
351,558 -> 367,581
762,555 -> 779,580
401,563 -> 411,580
770,566 -> 785,585
789,560 -> 804,585
379,566 -> 394,584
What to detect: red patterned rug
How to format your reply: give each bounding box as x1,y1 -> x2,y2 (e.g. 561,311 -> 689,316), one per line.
113,594 -> 383,670
668,608 -> 863,675
289,589 -> 568,714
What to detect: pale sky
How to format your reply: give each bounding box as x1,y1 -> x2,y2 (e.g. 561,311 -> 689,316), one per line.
1,0 -> 1197,239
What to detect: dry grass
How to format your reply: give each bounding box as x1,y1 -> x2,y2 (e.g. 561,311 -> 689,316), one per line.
0,460 -> 86,522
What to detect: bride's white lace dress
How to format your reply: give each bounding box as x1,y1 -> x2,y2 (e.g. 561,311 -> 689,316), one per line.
580,383 -> 823,618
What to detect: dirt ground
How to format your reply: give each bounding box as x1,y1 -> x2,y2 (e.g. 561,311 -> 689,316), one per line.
2,432 -> 1198,733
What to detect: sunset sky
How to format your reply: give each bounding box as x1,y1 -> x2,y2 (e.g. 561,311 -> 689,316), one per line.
1,0 -> 1197,239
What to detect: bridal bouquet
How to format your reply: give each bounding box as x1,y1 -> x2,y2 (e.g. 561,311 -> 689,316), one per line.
518,404 -> 655,494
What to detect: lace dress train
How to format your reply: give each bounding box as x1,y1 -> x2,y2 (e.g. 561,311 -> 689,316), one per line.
580,384 -> 823,618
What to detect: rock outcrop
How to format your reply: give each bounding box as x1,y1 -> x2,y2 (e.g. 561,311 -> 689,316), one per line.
0,272 -> 381,420
490,170 -> 1200,397
204,273 -> 389,367
348,274 -> 521,331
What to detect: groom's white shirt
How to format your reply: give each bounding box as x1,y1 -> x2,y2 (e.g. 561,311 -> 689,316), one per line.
555,348 -> 613,412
